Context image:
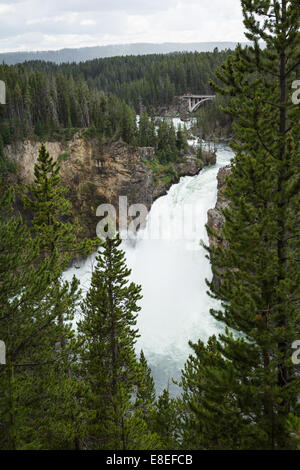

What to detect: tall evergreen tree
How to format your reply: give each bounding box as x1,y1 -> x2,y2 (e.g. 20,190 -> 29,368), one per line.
178,336 -> 242,450
135,350 -> 156,423
138,112 -> 156,147
24,144 -> 94,269
78,234 -> 158,449
185,0 -> 300,449
0,187 -> 80,449
175,124 -> 188,152
15,144 -> 94,449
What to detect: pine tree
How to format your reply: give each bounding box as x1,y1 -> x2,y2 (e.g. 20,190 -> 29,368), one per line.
138,112 -> 156,147
178,336 -> 242,450
19,144 -> 94,449
24,144 -> 94,269
151,389 -> 179,450
0,188 -> 81,449
287,414 -> 300,449
135,350 -> 156,423
156,120 -> 179,163
176,124 -> 188,152
120,102 -> 136,145
188,0 -> 300,449
78,234 -> 156,449
0,187 -> 42,449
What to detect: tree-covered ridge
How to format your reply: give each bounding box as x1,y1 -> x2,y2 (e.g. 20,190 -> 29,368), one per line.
0,54 -> 193,177
0,63 -> 137,145
22,50 -> 231,110
0,50 -> 231,159
182,0 -> 300,450
0,42 -> 243,66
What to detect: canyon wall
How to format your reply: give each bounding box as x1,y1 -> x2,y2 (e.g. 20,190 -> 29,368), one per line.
207,164 -> 231,288
5,135 -> 216,239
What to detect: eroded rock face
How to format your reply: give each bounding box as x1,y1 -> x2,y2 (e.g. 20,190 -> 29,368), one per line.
177,152 -> 216,177
207,165 -> 231,288
207,164 -> 231,248
5,136 -> 216,239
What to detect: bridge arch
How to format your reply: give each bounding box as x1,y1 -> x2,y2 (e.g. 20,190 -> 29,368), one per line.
182,94 -> 216,113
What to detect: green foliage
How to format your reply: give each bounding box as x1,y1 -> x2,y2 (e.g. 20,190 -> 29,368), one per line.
178,336 -> 243,450
57,152 -> 70,163
0,122 -> 12,145
191,0 -> 300,450
145,158 -> 179,188
138,112 -> 156,147
0,144 -> 100,449
0,184 -> 82,449
176,124 -> 188,152
0,49 -> 232,145
287,414 -> 300,449
24,144 -> 96,267
135,350 -> 156,424
0,64 -> 138,144
78,234 -> 158,449
195,95 -> 233,138
156,120 -> 179,163
0,154 -> 17,178
19,50 -> 231,110
151,389 -> 179,450
0,133 -> 16,178
138,113 -> 188,164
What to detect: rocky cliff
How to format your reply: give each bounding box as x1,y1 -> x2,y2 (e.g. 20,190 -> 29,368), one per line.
5,135 -> 216,239
207,165 -> 231,248
207,165 -> 231,288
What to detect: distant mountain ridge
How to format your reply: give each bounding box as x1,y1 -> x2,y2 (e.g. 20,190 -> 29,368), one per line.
0,42 -> 247,65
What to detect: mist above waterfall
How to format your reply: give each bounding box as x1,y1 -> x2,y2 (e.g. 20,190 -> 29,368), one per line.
64,142 -> 233,395
123,144 -> 233,393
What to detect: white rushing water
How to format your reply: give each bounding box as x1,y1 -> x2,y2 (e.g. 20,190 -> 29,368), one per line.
63,141 -> 233,394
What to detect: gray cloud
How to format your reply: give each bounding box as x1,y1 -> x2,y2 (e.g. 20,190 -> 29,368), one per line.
0,0 -> 246,52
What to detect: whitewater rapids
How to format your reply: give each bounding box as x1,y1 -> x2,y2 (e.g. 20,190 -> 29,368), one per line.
63,143 -> 233,394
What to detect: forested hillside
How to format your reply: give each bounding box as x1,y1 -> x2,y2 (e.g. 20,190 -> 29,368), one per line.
0,63 -> 137,144
0,42 -> 242,66
22,50 -> 231,110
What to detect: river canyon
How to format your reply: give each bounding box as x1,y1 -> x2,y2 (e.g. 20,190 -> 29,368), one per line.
63,130 -> 234,395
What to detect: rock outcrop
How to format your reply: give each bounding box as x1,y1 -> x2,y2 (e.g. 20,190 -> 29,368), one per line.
5,135 -> 216,239
207,165 -> 231,248
207,165 -> 231,288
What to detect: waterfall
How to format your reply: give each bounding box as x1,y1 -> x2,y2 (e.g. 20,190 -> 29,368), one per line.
63,141 -> 234,395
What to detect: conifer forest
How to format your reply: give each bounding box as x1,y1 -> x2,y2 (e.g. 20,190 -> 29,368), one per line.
0,0 -> 299,454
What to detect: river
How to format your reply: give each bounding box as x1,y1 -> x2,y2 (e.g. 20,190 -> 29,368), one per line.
63,124 -> 233,395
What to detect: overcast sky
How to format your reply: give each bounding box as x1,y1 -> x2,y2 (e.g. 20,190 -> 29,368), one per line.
0,0 -> 246,52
